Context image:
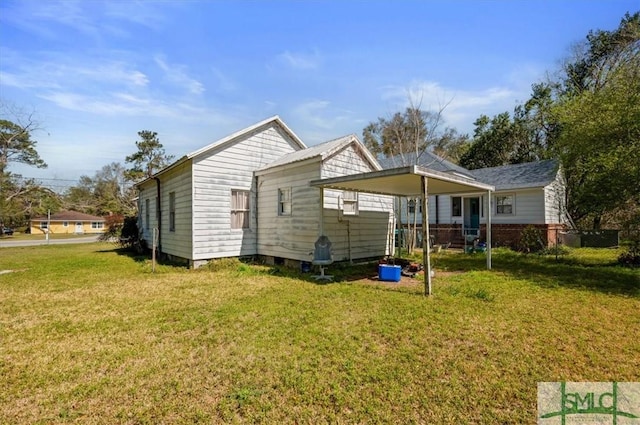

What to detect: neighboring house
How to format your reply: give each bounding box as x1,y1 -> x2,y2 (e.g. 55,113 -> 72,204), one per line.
383,152 -> 568,248
30,211 -> 106,235
136,116 -> 395,268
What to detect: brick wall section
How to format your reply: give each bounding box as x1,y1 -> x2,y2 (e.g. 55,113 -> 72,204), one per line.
410,223 -> 567,249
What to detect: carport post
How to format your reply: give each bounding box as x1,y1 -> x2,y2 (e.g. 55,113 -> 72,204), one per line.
421,176 -> 432,296
486,190 -> 492,270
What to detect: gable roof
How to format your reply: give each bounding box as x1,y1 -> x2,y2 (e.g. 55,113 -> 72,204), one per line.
187,115 -> 306,159
379,150 -> 474,178
256,134 -> 381,174
31,211 -> 105,221
469,159 -> 560,190
137,116 -> 306,186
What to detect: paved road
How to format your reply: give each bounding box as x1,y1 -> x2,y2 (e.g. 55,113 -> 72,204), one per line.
0,235 -> 102,248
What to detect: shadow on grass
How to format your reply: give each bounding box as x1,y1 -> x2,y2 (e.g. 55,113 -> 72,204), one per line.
97,246 -> 189,268
438,250 -> 640,297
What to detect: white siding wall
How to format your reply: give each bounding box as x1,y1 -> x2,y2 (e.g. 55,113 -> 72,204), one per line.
257,143 -> 395,262
257,162 -> 322,260
158,161 -> 193,259
484,189 -> 545,224
192,125 -> 300,260
138,162 -> 193,259
543,170 -> 567,224
321,145 -> 395,260
138,181 -> 159,243
398,189 -> 550,226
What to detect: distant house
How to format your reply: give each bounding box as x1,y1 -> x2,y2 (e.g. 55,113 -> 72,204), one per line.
383,152 -> 568,248
136,116 -> 395,268
30,211 -> 106,235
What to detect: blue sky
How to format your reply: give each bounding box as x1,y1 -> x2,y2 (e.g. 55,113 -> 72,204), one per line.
1,0 -> 637,185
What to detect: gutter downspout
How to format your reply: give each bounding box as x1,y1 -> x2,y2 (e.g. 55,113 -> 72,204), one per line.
153,176 -> 162,257
254,175 -> 259,257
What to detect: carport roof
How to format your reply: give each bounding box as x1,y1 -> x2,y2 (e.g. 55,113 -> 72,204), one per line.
310,165 -> 494,196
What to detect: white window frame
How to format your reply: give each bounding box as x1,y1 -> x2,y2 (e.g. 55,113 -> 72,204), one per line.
496,194 -> 515,215
231,189 -> 250,229
278,188 -> 292,216
342,191 -> 359,216
41,221 -> 48,230
91,222 -> 104,229
62,221 -> 68,227
169,192 -> 176,232
407,197 -> 422,215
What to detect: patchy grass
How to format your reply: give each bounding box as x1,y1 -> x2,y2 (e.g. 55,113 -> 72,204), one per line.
1,244 -> 638,424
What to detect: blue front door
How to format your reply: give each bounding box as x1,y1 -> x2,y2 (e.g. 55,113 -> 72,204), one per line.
469,198 -> 480,229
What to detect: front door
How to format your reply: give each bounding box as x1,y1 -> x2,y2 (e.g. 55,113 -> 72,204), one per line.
464,197 -> 481,235
469,198 -> 480,229
75,222 -> 83,234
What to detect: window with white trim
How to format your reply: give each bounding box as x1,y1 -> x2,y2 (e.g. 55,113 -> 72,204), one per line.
496,194 -> 514,215
169,192 -> 176,232
63,221 -> 68,227
342,191 -> 358,215
91,222 -> 104,229
41,221 -> 48,230
278,188 -> 291,216
231,190 -> 250,229
451,196 -> 462,217
408,198 -> 422,214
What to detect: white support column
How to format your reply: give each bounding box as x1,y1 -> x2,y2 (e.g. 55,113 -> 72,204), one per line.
486,190 -> 492,270
421,176 -> 432,296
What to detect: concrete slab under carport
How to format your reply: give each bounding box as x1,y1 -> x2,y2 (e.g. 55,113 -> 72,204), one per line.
310,165 -> 495,295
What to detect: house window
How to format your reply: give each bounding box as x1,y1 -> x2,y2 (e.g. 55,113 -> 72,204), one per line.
496,194 -> 514,215
41,221 -> 48,230
63,221 -> 68,227
231,190 -> 250,229
169,192 -> 176,232
145,199 -> 150,231
342,191 -> 358,215
91,222 -> 104,229
408,198 -> 422,214
278,188 -> 291,216
452,196 -> 462,217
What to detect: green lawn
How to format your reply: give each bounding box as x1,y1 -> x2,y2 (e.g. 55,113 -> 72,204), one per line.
1,244 -> 638,423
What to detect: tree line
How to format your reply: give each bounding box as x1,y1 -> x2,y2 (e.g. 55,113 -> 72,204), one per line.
364,12 -> 639,232
1,12 -> 638,233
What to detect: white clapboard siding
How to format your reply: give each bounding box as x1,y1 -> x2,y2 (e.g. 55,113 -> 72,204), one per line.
321,144 -> 394,259
257,142 -> 395,261
137,181 -> 158,243
257,162 -> 322,260
157,161 -> 193,259
543,170 -> 566,224
191,125 -> 301,260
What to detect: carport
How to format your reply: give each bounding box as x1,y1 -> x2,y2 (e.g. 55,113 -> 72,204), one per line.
310,165 -> 495,295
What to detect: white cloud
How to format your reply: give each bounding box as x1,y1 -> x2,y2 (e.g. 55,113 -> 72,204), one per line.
380,80 -> 521,133
0,51 -> 148,90
277,50 -> 321,70
155,55 -> 205,95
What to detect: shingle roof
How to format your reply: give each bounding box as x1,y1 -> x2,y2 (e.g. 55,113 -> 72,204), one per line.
468,159 -> 560,190
379,151 -> 474,178
31,211 -> 105,221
